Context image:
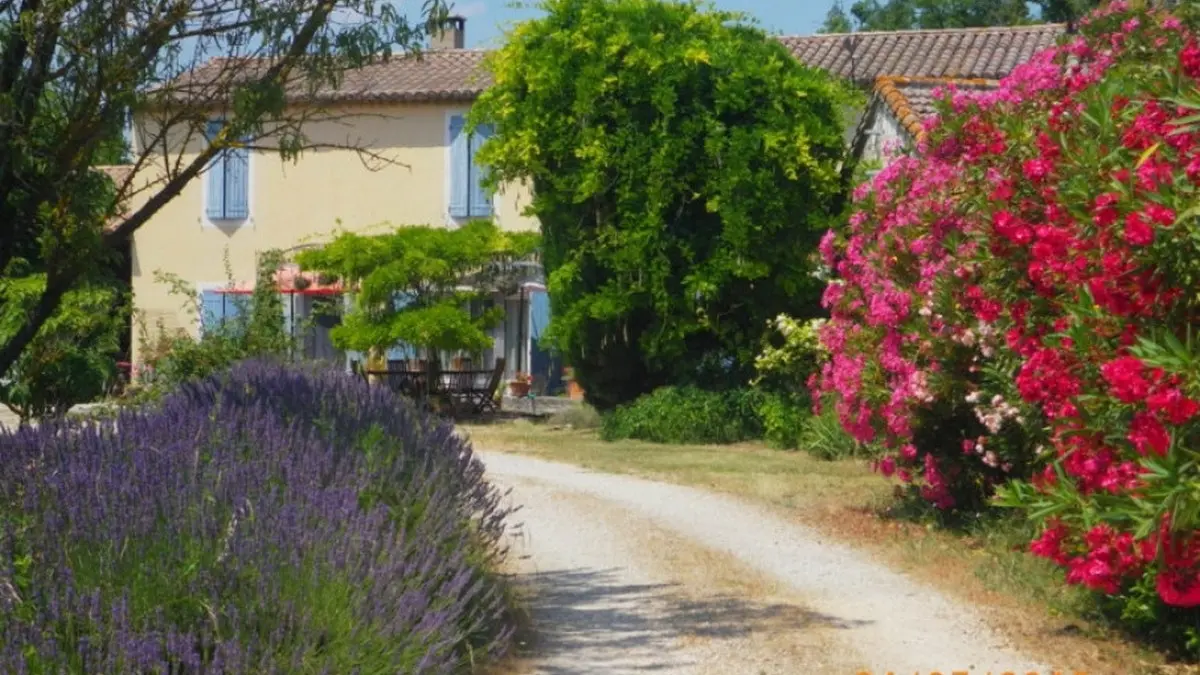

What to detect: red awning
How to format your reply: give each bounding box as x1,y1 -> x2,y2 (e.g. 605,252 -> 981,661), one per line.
211,264 -> 346,296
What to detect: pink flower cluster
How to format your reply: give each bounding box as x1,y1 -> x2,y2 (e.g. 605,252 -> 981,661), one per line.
816,4 -> 1200,607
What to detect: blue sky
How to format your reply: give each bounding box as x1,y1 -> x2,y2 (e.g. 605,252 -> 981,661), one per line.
443,0 -> 839,48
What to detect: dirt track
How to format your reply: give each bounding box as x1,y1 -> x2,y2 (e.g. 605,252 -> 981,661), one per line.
482,450 -> 1054,675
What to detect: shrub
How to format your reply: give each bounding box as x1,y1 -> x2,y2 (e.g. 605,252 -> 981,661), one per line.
798,405 -> 863,461
0,277 -> 127,422
0,359 -> 515,671
756,392 -> 810,449
816,0 -> 1200,649
133,250 -> 293,400
601,386 -> 764,445
751,315 -> 827,449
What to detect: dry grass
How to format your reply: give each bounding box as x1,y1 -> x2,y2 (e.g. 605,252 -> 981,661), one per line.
462,420 -> 1197,675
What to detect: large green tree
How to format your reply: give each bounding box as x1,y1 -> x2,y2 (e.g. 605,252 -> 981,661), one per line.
0,0 -> 450,381
471,0 -> 853,410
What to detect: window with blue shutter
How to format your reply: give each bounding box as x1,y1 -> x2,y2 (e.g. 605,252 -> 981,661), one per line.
205,122 -> 226,220
448,114 -> 493,219
200,290 -> 225,335
199,290 -> 249,336
449,115 -> 470,218
468,123 -> 494,218
204,119 -> 250,221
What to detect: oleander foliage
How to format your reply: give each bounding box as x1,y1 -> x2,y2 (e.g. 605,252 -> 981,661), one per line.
815,0 -> 1200,651
0,359 -> 515,672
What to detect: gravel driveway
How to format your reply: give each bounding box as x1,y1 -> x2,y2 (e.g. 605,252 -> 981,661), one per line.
481,450 -> 1052,675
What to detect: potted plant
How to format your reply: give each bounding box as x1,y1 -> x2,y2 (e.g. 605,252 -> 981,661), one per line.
563,366 -> 585,401
508,372 -> 532,397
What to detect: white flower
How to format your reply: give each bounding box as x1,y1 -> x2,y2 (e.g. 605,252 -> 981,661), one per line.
983,451 -> 1000,468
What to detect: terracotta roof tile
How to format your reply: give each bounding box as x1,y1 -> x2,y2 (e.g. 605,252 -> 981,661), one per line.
872,76 -> 999,142
778,23 -> 1065,84
164,49 -> 491,104
166,24 -> 1064,105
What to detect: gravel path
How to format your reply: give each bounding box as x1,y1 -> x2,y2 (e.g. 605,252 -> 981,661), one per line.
481,450 -> 1052,675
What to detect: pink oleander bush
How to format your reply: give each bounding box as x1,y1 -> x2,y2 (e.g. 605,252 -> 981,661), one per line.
817,0 -> 1200,649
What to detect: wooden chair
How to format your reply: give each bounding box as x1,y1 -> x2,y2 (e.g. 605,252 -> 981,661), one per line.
464,357 -> 506,415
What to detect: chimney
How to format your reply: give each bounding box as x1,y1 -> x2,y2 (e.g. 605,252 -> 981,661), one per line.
431,15 -> 465,50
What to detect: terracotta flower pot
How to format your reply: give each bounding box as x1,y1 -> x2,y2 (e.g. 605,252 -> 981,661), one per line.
509,381 -> 531,397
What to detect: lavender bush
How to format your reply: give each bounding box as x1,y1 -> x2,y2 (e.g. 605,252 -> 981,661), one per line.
0,359 -> 515,673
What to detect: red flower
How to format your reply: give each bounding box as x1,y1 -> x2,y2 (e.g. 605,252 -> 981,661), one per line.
992,210 -> 1032,245
1187,155 -> 1200,183
1158,528 -> 1200,607
1182,38 -> 1200,79
1145,203 -> 1176,227
1147,387 -> 1200,425
1123,211 -> 1155,246
1092,192 -> 1121,227
1128,412 -> 1170,456
1158,568 -> 1200,607
878,456 -> 897,477
1099,356 -> 1150,403
1023,158 -> 1054,183
1031,523 -> 1071,565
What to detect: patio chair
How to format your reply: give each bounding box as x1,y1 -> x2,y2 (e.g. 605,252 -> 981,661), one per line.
465,357 -> 506,415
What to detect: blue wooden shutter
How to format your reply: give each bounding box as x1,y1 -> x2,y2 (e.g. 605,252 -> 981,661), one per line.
224,143 -> 249,219
530,289 -> 550,356
530,290 -> 550,341
448,115 -> 469,218
205,121 -> 226,219
200,290 -> 224,334
223,293 -> 245,323
468,123 -> 494,218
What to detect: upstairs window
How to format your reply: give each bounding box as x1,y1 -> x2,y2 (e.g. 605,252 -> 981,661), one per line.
449,114 -> 494,219
205,120 -> 250,221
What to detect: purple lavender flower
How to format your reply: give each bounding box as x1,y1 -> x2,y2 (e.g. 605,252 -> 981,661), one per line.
0,359 -> 515,673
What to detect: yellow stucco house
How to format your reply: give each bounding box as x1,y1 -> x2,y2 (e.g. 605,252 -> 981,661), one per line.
127,19 -> 558,387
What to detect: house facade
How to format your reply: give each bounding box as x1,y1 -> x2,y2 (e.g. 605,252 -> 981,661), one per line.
124,19 -> 1066,389
127,20 -> 559,388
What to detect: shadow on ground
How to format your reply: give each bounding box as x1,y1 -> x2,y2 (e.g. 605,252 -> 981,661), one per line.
508,565 -> 870,674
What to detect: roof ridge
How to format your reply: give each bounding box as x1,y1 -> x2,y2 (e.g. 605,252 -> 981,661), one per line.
780,22 -> 1067,40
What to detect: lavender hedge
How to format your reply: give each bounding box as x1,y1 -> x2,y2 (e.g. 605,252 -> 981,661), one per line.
0,359 -> 515,673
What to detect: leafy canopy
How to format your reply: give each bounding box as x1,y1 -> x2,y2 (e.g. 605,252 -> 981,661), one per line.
0,276 -> 126,421
471,0 -> 853,409
296,220 -> 540,356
